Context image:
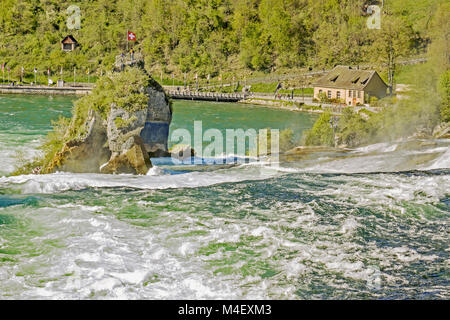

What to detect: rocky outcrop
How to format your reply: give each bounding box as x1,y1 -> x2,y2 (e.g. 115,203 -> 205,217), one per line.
45,110 -> 111,173
140,85 -> 173,157
169,144 -> 196,162
100,135 -> 151,174
45,62 -> 172,175
107,103 -> 148,153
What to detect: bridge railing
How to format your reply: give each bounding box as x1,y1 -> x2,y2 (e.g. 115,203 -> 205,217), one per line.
166,90 -> 249,101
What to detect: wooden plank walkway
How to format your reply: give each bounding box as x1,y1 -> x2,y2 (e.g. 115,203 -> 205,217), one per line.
166,90 -> 248,102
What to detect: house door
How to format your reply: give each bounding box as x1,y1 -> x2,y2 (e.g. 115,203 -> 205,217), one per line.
352,98 -> 356,106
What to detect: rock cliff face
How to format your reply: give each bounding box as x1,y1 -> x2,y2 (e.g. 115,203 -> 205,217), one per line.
46,110 -> 111,173
45,61 -> 172,175
140,86 -> 173,157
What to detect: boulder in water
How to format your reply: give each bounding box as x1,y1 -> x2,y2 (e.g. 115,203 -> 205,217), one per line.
100,135 -> 151,175
41,64 -> 171,175
45,110 -> 111,173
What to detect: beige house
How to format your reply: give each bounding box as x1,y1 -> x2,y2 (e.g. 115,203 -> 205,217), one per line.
313,66 -> 388,106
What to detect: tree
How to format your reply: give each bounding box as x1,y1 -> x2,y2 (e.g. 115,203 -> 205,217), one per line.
369,15 -> 413,94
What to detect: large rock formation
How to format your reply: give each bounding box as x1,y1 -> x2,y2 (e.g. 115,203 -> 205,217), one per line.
45,110 -> 111,173
44,60 -> 172,175
140,86 -> 173,157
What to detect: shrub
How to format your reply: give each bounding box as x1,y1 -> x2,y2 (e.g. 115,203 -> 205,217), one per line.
318,92 -> 329,103
302,112 -> 334,146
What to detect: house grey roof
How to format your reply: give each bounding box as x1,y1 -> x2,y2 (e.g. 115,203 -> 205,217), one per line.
313,66 -> 387,90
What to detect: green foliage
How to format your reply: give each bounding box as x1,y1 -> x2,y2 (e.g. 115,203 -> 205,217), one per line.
12,116 -> 70,175
303,111 -> 334,146
257,127 -> 296,154
439,71 -> 450,122
11,152 -> 43,176
279,128 -> 295,151
337,108 -> 375,146
0,0 -> 436,81
39,116 -> 71,170
67,67 -> 149,139
304,1 -> 450,149
114,115 -> 138,129
12,67 -> 153,175
317,92 -> 329,103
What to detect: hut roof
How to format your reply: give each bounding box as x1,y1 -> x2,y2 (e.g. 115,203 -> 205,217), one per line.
61,35 -> 78,44
313,66 -> 387,90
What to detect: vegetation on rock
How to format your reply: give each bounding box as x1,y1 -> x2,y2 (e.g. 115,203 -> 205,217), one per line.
12,67 -> 158,175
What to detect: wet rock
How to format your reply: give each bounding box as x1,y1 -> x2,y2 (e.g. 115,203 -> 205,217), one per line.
100,135 -> 151,175
46,110 -> 111,173
169,144 -> 196,161
43,62 -> 171,175
140,86 -> 172,157
107,103 -> 147,153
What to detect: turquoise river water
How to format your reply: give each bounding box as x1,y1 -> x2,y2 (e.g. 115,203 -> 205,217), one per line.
0,94 -> 449,299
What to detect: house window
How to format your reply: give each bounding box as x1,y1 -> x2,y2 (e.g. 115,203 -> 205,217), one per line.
319,89 -> 322,94
327,91 -> 331,99
348,91 -> 352,97
337,91 -> 341,99
358,91 -> 361,98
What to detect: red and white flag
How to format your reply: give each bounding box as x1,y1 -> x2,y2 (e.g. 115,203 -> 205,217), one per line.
127,31 -> 136,41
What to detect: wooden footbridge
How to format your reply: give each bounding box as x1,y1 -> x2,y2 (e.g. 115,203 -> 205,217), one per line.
166,90 -> 249,102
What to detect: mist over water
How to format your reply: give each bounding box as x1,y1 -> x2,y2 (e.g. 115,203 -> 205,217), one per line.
0,95 -> 448,299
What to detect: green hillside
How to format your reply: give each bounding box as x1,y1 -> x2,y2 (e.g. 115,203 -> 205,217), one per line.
0,0 -> 443,82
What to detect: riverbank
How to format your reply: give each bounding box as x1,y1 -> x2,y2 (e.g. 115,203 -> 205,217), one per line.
0,84 -> 92,95
240,96 -> 383,116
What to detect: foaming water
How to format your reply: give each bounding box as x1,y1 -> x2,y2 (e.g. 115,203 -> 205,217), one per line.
0,142 -> 448,299
0,96 -> 449,299
0,168 -> 448,299
0,164 -> 279,194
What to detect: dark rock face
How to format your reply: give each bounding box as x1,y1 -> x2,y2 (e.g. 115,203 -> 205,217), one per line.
140,86 -> 173,157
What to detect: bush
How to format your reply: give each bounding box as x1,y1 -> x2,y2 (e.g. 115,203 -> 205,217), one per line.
279,128 -> 296,151
318,92 -> 329,103
369,96 -> 379,106
302,112 -> 334,146
66,67 -> 151,139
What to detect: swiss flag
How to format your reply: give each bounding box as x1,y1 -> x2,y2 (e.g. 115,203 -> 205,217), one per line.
127,31 -> 136,41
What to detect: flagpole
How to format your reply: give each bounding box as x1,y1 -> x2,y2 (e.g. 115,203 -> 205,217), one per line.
126,30 -> 129,52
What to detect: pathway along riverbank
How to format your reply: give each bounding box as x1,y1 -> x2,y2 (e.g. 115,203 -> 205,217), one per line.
0,84 -> 381,116
0,84 -> 92,95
